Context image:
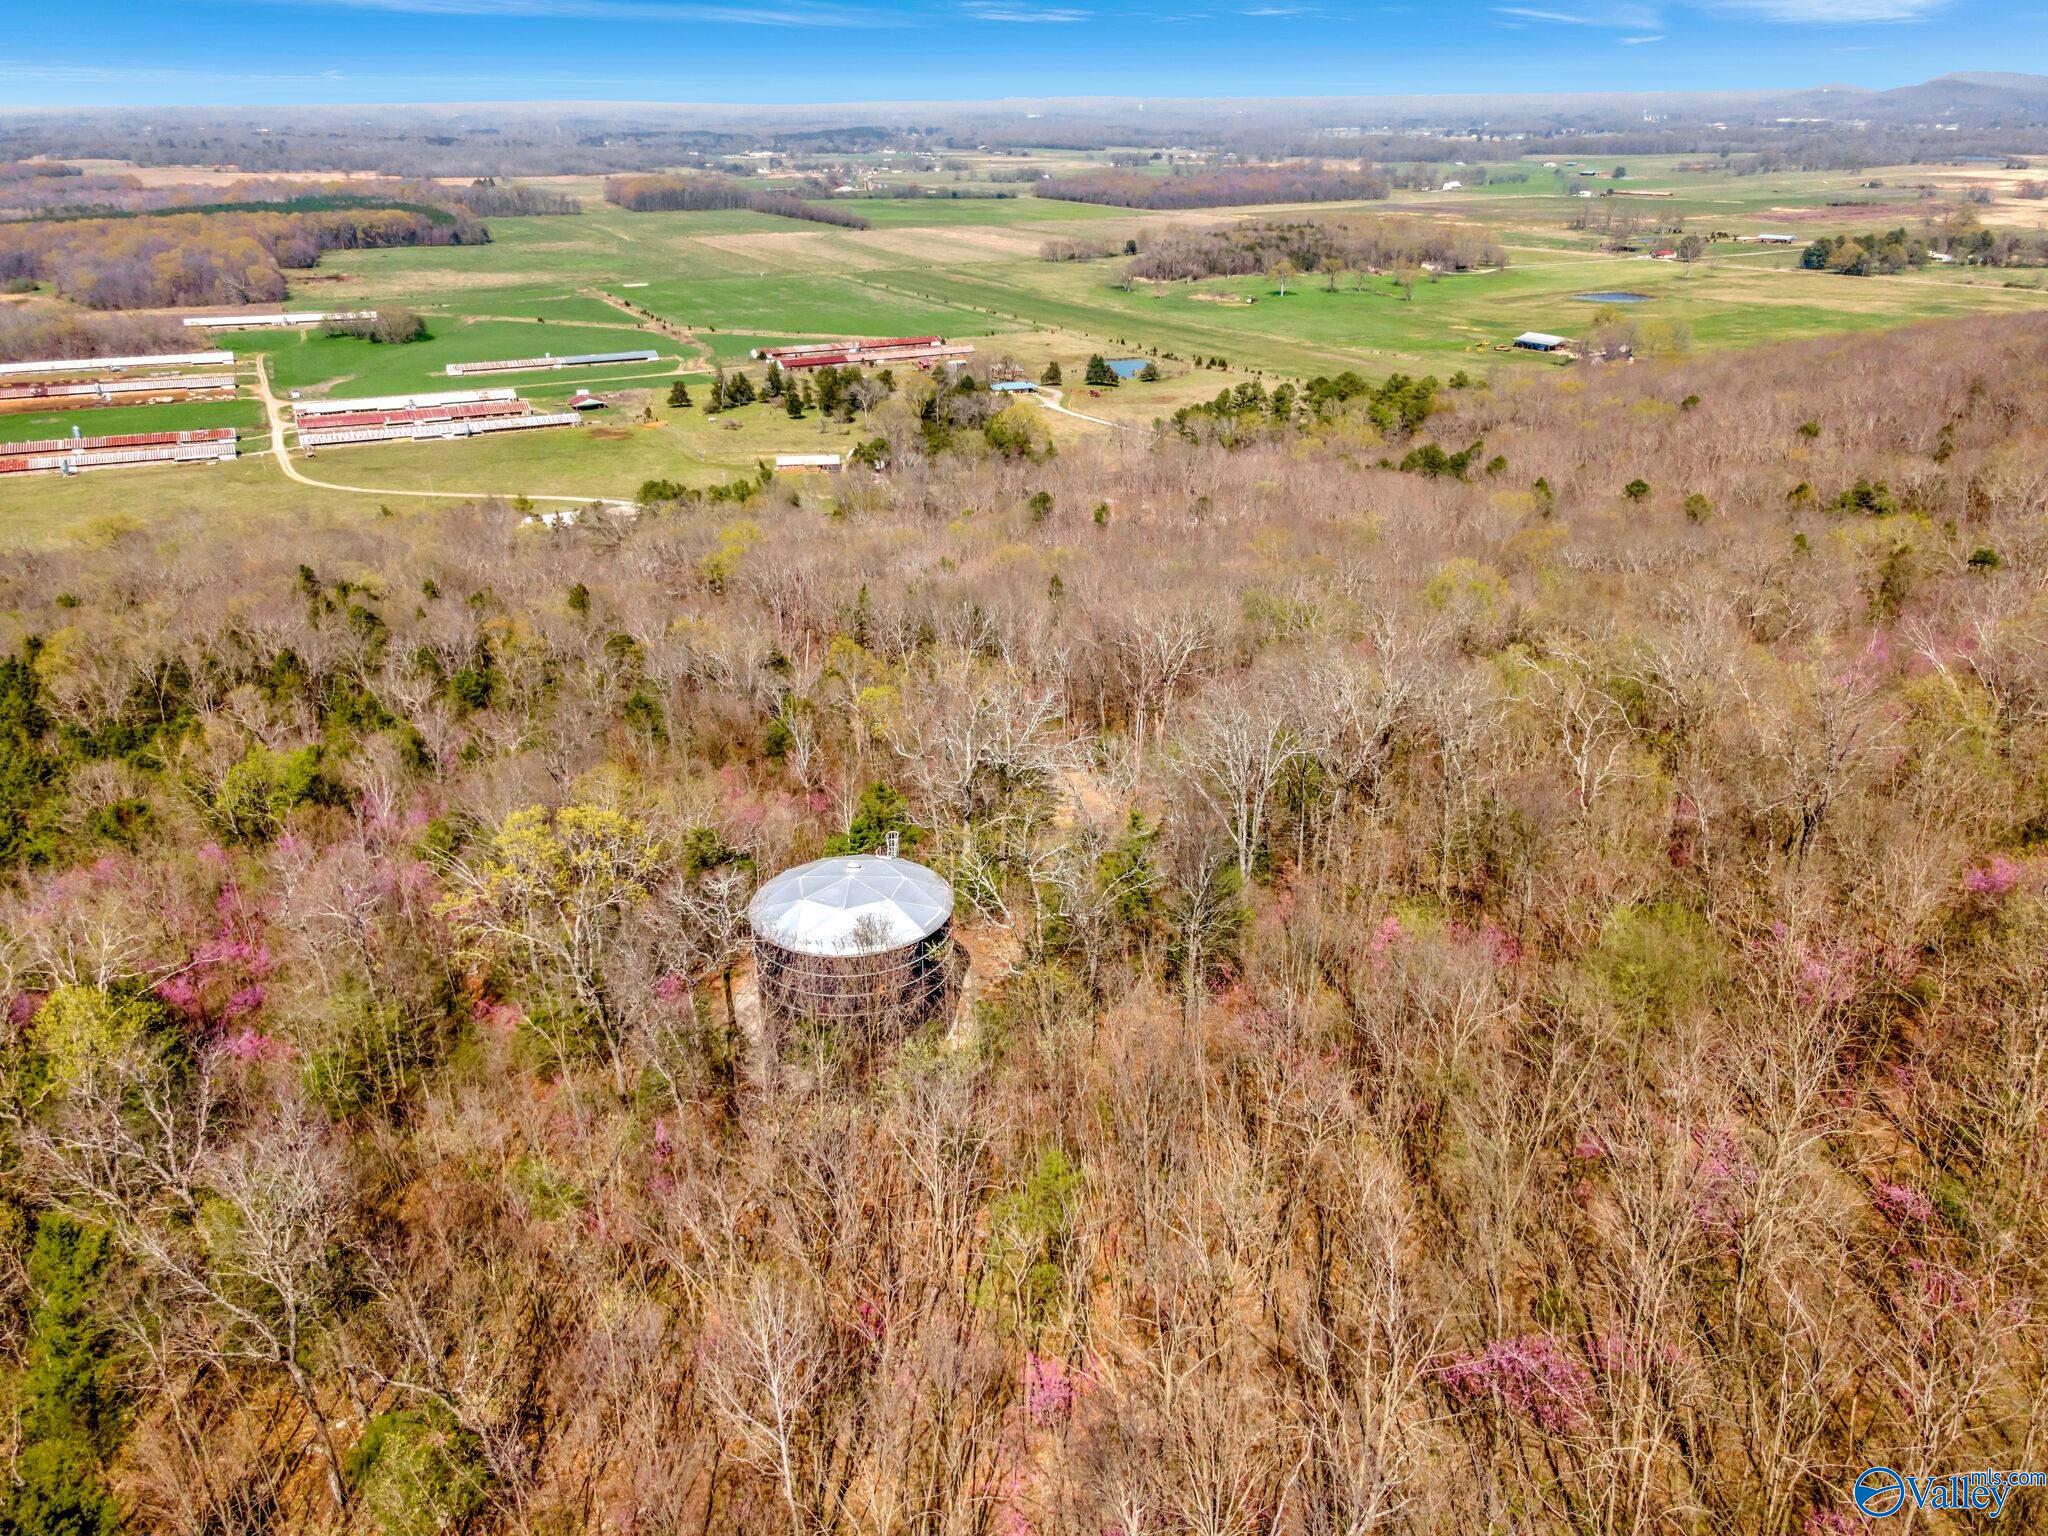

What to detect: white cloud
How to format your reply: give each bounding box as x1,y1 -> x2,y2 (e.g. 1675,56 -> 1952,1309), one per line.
234,0 -> 901,25
961,1 -> 1089,17
1709,0 -> 1947,17
1619,31 -> 1664,41
1492,2 -> 1661,26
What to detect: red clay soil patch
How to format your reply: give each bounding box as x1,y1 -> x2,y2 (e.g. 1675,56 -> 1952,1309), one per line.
587,427 -> 632,440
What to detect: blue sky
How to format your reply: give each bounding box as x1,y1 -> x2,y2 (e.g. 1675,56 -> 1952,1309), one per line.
0,0 -> 2038,107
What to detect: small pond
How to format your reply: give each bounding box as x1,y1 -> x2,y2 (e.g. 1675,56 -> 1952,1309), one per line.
1572,291 -> 1653,303
1106,358 -> 1149,378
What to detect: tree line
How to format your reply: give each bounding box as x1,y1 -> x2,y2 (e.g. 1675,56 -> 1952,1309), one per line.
1,170 -> 574,223
0,302 -> 184,364
0,203 -> 486,311
1124,214 -> 1505,283
601,174 -> 870,228
1033,163 -> 1391,210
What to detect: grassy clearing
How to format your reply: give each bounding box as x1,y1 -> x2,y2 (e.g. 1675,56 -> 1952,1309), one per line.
874,243 -> 2048,377
827,196 -> 1130,228
613,274 -> 998,339
0,457 -> 375,550
290,389 -> 869,497
231,318 -> 689,398
0,397 -> 264,446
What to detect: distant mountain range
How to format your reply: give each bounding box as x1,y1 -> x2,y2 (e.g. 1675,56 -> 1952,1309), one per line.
1758,72 -> 2048,127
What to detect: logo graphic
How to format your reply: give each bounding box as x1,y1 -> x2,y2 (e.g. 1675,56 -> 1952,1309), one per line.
1854,1468 -> 1909,1518
1851,1467 -> 2045,1519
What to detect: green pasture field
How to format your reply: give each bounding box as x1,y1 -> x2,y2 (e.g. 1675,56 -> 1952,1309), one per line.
828,195 -> 1129,228
0,391 -> 866,549
863,241 -> 2048,377
606,274 -> 1000,340
0,458 -> 385,550
228,318 -> 692,398
286,389 -> 867,498
0,396 -> 264,446
422,289 -> 639,324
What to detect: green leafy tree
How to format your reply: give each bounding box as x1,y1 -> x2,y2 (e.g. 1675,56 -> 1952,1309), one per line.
440,804 -> 669,1088
824,782 -> 919,856
0,1217 -> 125,1536
984,404 -> 1053,461
214,745 -> 343,843
0,643 -> 63,869
345,1409 -> 491,1536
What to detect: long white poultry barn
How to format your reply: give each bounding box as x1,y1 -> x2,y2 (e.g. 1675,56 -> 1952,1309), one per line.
182,312 -> 377,330
292,388 -> 518,417
297,412 -> 582,449
0,351 -> 234,378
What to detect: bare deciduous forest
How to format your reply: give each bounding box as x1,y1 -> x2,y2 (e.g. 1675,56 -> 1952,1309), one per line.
1034,165 -> 1393,209
600,175 -> 873,228
0,201 -> 486,312
3,311 -> 2048,1536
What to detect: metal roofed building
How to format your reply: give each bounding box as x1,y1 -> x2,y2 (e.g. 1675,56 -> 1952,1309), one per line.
444,349 -> 658,377
293,387 -> 517,417
748,853 -> 957,1042
181,312 -> 374,330
0,351 -> 234,378
1514,332 -> 1570,352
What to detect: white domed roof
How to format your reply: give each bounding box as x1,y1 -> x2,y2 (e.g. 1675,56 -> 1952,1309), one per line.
749,855 -> 953,957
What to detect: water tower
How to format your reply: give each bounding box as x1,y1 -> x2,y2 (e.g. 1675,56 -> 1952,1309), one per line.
748,840 -> 956,1042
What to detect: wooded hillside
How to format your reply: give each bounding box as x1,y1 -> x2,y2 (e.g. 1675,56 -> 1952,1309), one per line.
2,312 -> 2046,1535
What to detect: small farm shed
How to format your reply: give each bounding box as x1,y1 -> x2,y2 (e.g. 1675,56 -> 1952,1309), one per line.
1513,332 -> 1570,352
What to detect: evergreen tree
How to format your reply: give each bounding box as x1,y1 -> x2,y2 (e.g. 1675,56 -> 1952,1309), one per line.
1040,360 -> 1063,386
823,781 -> 918,855
1084,354 -> 1119,387
784,388 -> 805,419
667,379 -> 693,408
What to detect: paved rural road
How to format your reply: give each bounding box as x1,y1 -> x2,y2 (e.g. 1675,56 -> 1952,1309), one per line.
1027,385 -> 1145,434
252,355 -> 630,510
